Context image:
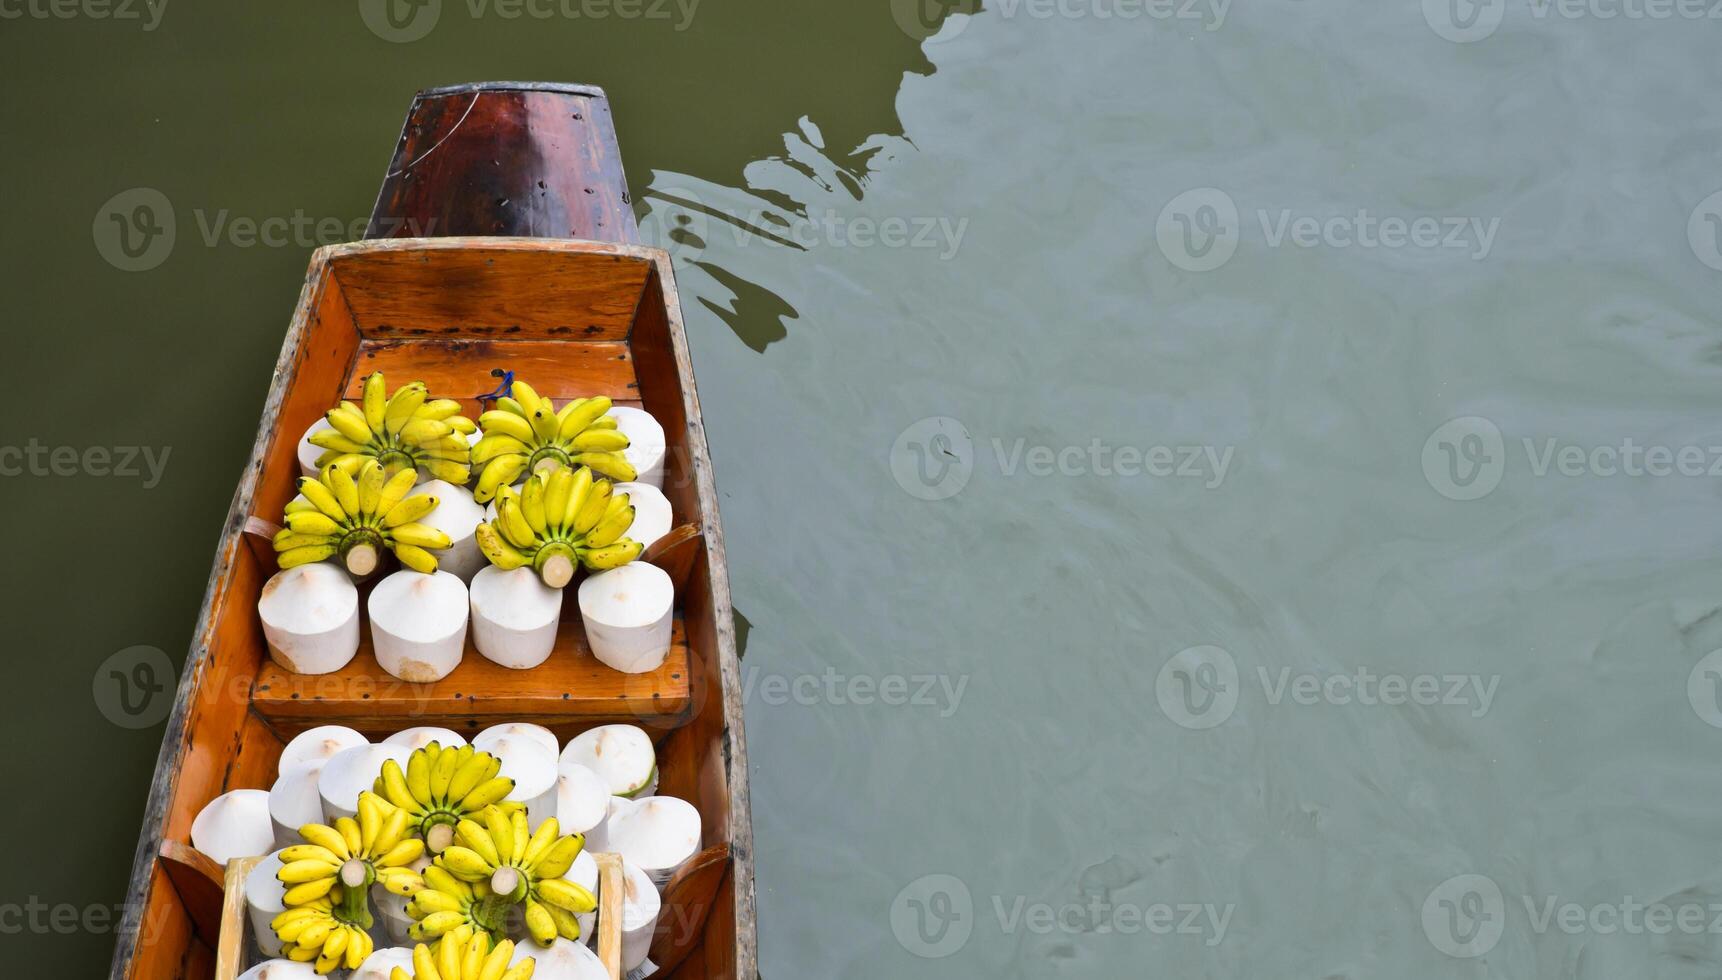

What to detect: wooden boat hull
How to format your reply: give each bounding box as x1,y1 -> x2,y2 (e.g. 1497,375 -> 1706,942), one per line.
112,85 -> 754,980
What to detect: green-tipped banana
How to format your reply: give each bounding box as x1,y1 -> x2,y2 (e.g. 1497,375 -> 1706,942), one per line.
420,806 -> 593,947
273,793 -> 425,974
310,372 -> 476,482
470,380 -> 634,502
474,467 -> 643,587
374,742 -> 515,854
277,459 -> 453,575
392,931 -> 537,980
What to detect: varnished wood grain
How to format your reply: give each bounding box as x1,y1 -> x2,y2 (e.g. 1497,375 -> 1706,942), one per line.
214,857 -> 262,980
367,84 -> 638,243
650,844 -> 730,976
346,340 -> 638,406
595,852 -> 625,979
253,616 -> 691,736
331,241 -> 649,342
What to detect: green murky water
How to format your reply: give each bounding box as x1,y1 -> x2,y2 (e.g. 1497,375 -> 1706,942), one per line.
5,2 -> 1722,976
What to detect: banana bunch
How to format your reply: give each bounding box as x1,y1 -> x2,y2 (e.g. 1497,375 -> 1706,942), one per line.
471,381 -> 634,502
376,742 -> 515,854
277,458 -> 452,574
390,932 -> 536,980
311,372 -> 476,483
474,467 -> 642,588
272,897 -> 376,973
406,865 -> 504,945
430,807 -> 596,946
278,793 -> 426,903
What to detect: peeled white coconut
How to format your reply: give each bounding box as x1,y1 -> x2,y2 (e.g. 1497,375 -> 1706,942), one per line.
268,760 -> 329,850
612,481 -> 672,549
617,859 -> 664,971
277,725 -> 368,777
472,722 -> 560,759
368,569 -> 469,683
383,726 -> 467,752
350,946 -> 415,980
602,795 -> 701,886
566,847 -> 600,945
473,732 -> 558,827
470,566 -> 563,669
407,480 -> 487,582
507,937 -> 609,980
191,789 -> 275,865
297,418 -> 334,480
319,743 -> 411,822
559,725 -> 657,799
370,853 -> 431,946
238,960 -> 320,980
555,762 -> 613,837
259,562 -> 361,675
610,406 -> 666,489
578,564 -> 675,675
244,850 -> 287,957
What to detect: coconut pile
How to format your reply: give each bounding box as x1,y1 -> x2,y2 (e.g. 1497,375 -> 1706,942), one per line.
198,722 -> 699,978
260,377 -> 677,682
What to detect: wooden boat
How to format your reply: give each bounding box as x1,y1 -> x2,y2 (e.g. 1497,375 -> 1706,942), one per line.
112,83 -> 755,979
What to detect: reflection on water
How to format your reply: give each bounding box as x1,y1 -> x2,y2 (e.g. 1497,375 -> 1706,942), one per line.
647,5 -> 1722,979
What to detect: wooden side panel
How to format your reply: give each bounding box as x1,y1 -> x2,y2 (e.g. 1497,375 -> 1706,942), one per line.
367,84 -> 638,243
629,259 -> 756,979
329,241 -> 649,342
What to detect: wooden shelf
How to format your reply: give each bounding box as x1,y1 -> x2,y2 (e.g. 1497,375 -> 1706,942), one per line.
252,614 -> 690,737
